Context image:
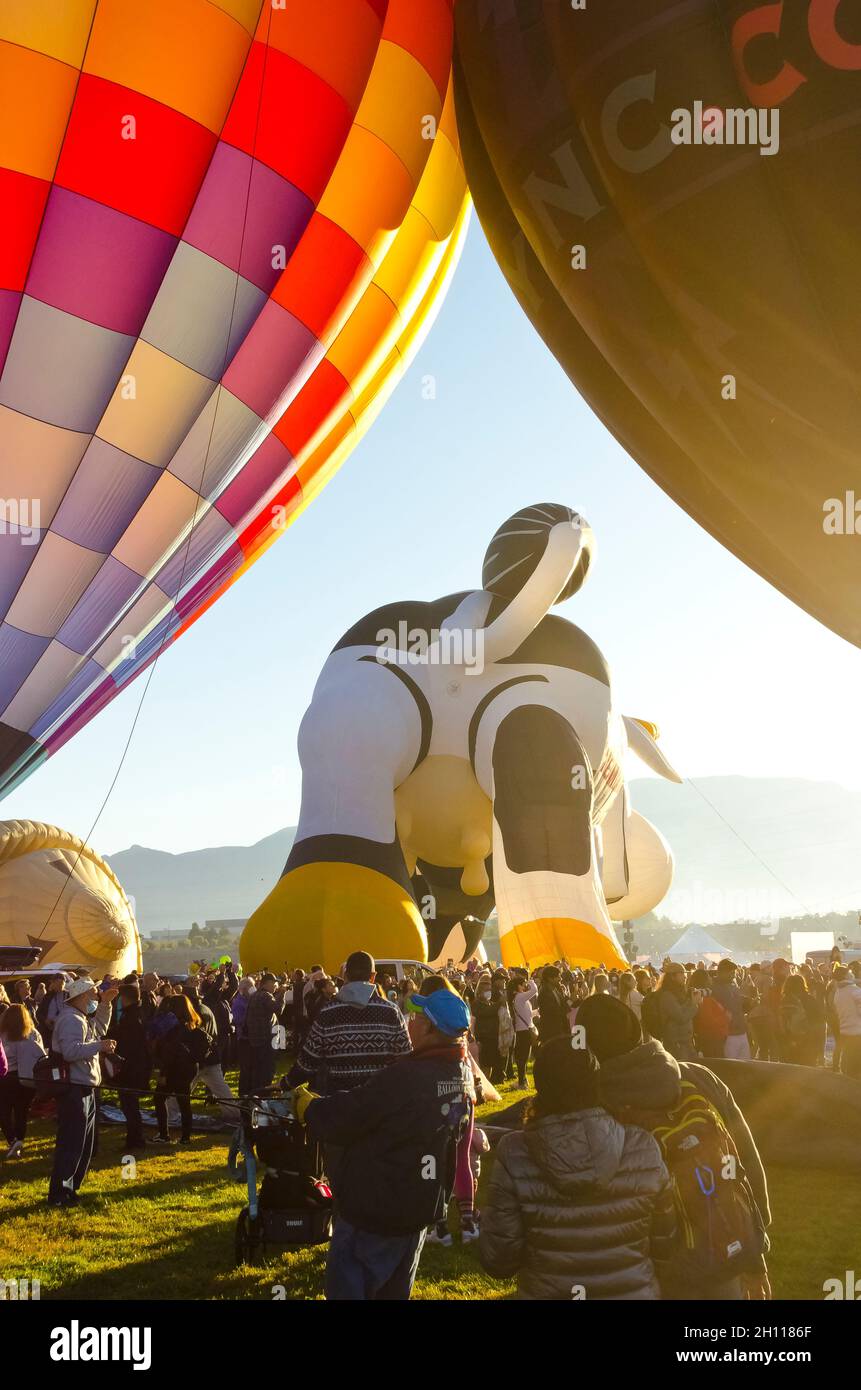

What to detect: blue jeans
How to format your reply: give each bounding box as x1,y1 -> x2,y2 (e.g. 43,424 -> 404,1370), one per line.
49,1086 -> 97,1203
325,1219 -> 427,1301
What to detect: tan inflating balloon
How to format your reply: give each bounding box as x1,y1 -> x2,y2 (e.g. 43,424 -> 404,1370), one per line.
607,812 -> 674,924
0,821 -> 141,976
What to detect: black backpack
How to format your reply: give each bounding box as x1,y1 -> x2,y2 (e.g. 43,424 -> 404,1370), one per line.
157,1025 -> 209,1085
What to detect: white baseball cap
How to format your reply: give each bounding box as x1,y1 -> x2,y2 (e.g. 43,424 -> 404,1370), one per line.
65,977 -> 97,1001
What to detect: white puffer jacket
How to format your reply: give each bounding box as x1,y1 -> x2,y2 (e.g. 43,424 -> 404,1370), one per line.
52,1000 -> 112,1085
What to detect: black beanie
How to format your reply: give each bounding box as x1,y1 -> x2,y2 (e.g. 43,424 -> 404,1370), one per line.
532,1036 -> 600,1114
575,994 -> 642,1061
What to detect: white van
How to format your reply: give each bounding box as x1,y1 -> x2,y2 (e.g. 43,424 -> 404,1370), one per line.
374,960 -> 439,987
806,948 -> 861,968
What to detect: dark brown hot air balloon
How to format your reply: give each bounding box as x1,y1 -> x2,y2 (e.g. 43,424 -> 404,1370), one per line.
455,0 -> 861,646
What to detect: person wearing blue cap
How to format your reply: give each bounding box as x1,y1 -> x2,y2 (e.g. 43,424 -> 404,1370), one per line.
293,980 -> 474,1300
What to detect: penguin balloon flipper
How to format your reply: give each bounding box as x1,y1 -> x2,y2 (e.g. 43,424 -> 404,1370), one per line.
624,716 -> 683,784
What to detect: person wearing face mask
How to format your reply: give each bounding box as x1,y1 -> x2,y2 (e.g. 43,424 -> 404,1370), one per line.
48,977 -> 117,1207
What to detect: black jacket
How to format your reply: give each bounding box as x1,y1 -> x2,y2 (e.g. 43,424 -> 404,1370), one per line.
185,994 -> 220,1064
306,1043 -> 475,1236
111,1004 -> 151,1091
154,1021 -> 210,1090
472,997 -> 501,1043
204,973 -> 237,1039
203,981 -> 235,1043
536,985 -> 570,1043
138,991 -> 159,1026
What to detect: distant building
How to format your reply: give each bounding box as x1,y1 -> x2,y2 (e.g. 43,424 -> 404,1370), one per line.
204,920 -> 246,934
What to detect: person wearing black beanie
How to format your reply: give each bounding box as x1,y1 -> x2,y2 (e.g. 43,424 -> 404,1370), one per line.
479,1033 -> 677,1300
529,1035 -> 601,1118
575,994 -> 643,1060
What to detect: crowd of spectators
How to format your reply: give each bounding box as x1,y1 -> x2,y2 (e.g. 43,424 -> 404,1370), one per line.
1,944 -> 859,1300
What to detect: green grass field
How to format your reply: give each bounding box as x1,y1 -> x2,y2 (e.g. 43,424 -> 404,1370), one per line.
1,1071 -> 858,1301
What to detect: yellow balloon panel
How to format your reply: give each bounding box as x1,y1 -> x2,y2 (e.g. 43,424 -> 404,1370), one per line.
0,821 -> 141,976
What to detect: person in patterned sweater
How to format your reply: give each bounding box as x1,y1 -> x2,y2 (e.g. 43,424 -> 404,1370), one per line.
287,951 -> 411,1094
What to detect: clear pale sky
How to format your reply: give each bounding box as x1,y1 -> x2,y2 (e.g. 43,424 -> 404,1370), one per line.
4,220 -> 860,856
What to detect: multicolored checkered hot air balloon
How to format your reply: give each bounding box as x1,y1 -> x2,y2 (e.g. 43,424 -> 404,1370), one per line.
0,0 -> 468,797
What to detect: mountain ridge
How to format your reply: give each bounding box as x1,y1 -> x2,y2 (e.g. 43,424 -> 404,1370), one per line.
105,776 -> 861,934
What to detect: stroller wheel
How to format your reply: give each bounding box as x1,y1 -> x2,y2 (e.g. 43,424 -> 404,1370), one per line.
235,1208 -> 263,1267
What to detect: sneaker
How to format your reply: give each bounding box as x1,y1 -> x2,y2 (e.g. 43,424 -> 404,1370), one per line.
461,1222 -> 479,1244
5,1140 -> 23,1159
151,1135 -> 176,1146
425,1224 -> 453,1247
47,1190 -> 79,1208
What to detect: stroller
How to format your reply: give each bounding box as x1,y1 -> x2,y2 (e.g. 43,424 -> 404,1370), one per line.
229,1088 -> 333,1266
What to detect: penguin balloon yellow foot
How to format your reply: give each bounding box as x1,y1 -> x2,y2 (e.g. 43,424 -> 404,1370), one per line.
240,860 -> 427,975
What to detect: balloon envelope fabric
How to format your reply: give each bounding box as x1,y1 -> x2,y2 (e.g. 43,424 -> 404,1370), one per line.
0,818 -> 141,977
0,0 -> 467,797
455,0 -> 861,648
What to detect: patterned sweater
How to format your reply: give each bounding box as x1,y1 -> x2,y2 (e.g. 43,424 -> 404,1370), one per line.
288,982 -> 412,1093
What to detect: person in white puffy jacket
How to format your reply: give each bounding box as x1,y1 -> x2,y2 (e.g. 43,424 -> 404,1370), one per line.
48,978 -> 117,1208
832,967 -> 861,1079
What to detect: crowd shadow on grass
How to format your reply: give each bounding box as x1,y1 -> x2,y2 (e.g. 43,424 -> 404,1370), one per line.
5,1176 -> 241,1225
30,1216 -> 329,1302
29,1220 -> 504,1303
1,1135 -> 242,1224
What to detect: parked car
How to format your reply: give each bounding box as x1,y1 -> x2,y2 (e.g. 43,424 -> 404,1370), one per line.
374,960 -> 439,986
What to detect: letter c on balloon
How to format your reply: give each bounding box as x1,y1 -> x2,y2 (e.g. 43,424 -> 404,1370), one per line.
732,2 -> 807,106
809,0 -> 861,70
600,71 -> 674,175
733,0 -> 861,107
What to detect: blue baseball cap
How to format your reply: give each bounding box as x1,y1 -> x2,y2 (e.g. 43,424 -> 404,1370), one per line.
408,989 -> 471,1037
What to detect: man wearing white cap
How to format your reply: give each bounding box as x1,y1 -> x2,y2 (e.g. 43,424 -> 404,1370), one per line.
48,977 -> 117,1207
